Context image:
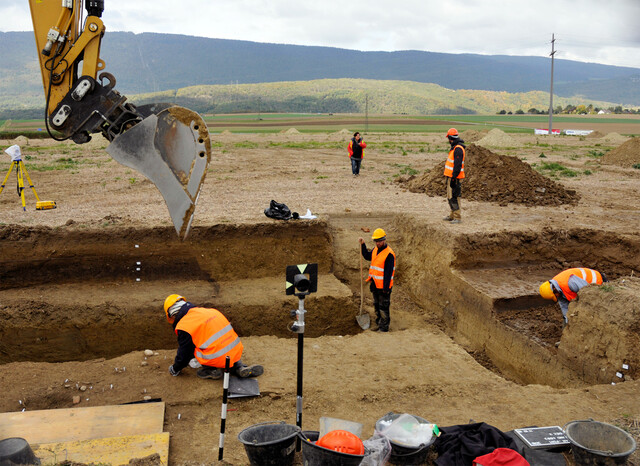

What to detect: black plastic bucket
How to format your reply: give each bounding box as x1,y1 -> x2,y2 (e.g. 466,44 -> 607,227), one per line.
564,420 -> 637,466
375,413 -> 435,465
299,431 -> 365,466
237,421 -> 301,466
0,437 -> 40,465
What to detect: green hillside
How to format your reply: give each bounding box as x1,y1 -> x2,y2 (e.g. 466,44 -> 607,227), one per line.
129,78 -> 618,116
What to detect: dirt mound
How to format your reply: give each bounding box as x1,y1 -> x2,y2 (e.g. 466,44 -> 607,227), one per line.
13,135 -> 29,146
586,130 -> 605,139
401,144 -> 580,206
602,132 -> 628,144
602,137 -> 640,168
476,128 -> 517,148
460,130 -> 485,142
282,127 -> 300,134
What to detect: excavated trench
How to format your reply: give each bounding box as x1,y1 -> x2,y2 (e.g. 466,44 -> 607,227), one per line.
1,221 -> 639,389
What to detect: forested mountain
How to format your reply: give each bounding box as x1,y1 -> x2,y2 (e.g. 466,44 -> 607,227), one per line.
1,31 -> 639,113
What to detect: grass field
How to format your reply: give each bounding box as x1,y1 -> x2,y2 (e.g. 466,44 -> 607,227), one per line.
1,113 -> 639,137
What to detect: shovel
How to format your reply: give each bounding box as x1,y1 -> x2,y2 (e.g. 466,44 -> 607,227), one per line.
356,248 -> 371,329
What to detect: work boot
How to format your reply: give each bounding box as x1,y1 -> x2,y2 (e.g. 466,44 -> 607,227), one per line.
442,216 -> 453,222
236,364 -> 264,378
197,366 -> 223,380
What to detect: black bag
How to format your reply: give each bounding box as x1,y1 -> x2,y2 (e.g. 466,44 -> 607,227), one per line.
264,200 -> 297,220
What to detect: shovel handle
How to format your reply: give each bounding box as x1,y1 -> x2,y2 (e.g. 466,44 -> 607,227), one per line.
359,246 -> 364,315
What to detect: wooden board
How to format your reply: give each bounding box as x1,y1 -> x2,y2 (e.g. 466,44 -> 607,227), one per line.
32,432 -> 169,465
0,402 -> 165,445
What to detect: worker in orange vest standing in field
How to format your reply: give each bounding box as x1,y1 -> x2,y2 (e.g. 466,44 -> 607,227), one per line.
348,131 -> 367,176
164,294 -> 263,379
359,228 -> 396,332
443,128 -> 466,223
539,268 -> 608,326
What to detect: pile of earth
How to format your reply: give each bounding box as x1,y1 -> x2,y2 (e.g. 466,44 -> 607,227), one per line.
601,132 -> 628,144
460,130 -> 485,142
399,144 -> 580,206
476,128 -> 518,148
602,137 -> 640,168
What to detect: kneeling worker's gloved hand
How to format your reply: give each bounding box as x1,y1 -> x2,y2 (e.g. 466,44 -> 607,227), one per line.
169,365 -> 181,376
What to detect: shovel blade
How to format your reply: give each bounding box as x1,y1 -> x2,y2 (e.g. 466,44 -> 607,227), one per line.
356,312 -> 371,330
106,106 -> 211,240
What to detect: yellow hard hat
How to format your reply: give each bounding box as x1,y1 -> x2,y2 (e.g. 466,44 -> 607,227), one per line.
539,281 -> 557,301
371,228 -> 386,240
164,294 -> 185,322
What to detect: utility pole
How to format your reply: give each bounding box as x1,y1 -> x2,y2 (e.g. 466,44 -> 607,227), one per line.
365,94 -> 369,133
548,33 -> 556,135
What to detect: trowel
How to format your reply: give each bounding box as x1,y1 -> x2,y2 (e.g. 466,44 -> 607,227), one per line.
357,252 -> 371,329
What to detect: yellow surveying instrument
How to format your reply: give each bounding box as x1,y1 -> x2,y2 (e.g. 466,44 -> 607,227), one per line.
1,144 -> 56,211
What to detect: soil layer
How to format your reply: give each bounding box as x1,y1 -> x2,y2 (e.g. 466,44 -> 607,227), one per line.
1,130 -> 639,465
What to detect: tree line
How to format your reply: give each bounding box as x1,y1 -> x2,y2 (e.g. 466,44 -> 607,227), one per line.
498,104 -> 640,115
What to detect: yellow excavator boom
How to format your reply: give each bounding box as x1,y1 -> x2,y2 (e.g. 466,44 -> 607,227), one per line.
28,0 -> 211,239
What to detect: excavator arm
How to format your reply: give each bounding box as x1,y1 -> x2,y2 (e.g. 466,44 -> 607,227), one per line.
28,0 -> 211,239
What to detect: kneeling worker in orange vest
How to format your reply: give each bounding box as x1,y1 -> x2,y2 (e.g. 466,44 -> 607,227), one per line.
358,228 -> 396,332
539,268 -> 608,326
164,294 -> 264,379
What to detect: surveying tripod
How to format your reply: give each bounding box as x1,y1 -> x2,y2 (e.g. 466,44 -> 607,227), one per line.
0,156 -> 56,211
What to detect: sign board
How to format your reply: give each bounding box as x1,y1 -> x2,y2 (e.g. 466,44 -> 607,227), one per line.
228,376 -> 260,398
565,129 -> 593,136
513,426 -> 570,449
534,129 -> 562,135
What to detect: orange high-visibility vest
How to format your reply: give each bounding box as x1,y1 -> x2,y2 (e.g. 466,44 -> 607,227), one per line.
443,144 -> 465,178
175,307 -> 243,367
367,246 -> 396,289
553,268 -> 603,301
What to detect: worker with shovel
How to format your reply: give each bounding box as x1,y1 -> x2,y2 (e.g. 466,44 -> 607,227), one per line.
359,229 -> 396,332
164,294 -> 264,379
539,268 -> 608,326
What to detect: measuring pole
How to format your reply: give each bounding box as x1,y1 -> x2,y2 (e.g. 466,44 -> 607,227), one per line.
218,356 -> 231,461
548,33 -> 556,135
294,294 -> 306,451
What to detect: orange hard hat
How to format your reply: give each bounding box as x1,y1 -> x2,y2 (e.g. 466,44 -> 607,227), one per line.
316,430 -> 365,455
446,128 -> 459,138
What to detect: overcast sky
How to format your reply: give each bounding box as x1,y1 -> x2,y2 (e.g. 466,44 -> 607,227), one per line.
3,0 -> 639,69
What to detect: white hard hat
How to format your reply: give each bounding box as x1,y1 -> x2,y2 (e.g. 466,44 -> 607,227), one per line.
4,145 -> 21,161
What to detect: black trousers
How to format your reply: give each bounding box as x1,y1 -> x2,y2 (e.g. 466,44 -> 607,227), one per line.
371,285 -> 391,331
447,178 -> 462,212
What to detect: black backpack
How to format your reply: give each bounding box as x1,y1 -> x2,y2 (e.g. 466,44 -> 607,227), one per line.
264,200 -> 298,220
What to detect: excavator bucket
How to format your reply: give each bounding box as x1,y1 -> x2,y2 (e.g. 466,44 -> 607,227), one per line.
106,105 -> 211,240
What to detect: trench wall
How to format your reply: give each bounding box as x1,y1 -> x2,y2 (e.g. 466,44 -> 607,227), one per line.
0,222 -> 362,363
392,215 -> 640,388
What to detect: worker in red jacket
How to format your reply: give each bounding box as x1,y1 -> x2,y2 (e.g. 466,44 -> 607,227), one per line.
164,294 -> 263,379
348,131 -> 367,176
539,268 -> 607,325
